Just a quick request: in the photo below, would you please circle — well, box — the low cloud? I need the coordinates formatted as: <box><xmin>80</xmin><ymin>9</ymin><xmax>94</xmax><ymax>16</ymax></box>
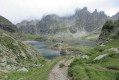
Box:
<box><xmin>0</xmin><ymin>0</ymin><xmax>119</xmax><ymax>24</ymax></box>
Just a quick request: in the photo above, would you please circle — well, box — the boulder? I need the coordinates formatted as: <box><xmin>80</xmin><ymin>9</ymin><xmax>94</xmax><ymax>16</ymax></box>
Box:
<box><xmin>7</xmin><ymin>58</ymin><xmax>17</xmax><ymax>64</ymax></box>
<box><xmin>0</xmin><ymin>58</ymin><xmax>6</xmax><ymax>63</ymax></box>
<box><xmin>109</xmin><ymin>48</ymin><xmax>119</xmax><ymax>53</ymax></box>
<box><xmin>100</xmin><ymin>44</ymin><xmax>106</xmax><ymax>47</ymax></box>
<box><xmin>6</xmin><ymin>65</ymin><xmax>17</xmax><ymax>70</ymax></box>
<box><xmin>81</xmin><ymin>55</ymin><xmax>89</xmax><ymax>59</ymax></box>
<box><xmin>18</xmin><ymin>67</ymin><xmax>28</xmax><ymax>72</ymax></box>
<box><xmin>0</xmin><ymin>58</ymin><xmax>7</xmax><ymax>67</ymax></box>
<box><xmin>77</xmin><ymin>55</ymin><xmax>89</xmax><ymax>59</ymax></box>
<box><xmin>105</xmin><ymin>48</ymin><xmax>119</xmax><ymax>53</ymax></box>
<box><xmin>6</xmin><ymin>65</ymin><xmax>12</xmax><ymax>70</ymax></box>
<box><xmin>94</xmin><ymin>53</ymin><xmax>109</xmax><ymax>60</ymax></box>
<box><xmin>0</xmin><ymin>63</ymin><xmax>6</xmax><ymax>67</ymax></box>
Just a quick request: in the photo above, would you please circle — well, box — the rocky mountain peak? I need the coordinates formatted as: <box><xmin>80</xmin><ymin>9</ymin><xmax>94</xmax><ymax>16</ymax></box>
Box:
<box><xmin>16</xmin><ymin>7</ymin><xmax>110</xmax><ymax>39</ymax></box>
<box><xmin>82</xmin><ymin>7</ymin><xmax>88</xmax><ymax>11</ymax></box>
<box><xmin>94</xmin><ymin>9</ymin><xmax>98</xmax><ymax>13</ymax></box>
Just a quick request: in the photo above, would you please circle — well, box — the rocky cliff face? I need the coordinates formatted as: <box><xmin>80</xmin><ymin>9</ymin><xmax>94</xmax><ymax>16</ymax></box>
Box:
<box><xmin>16</xmin><ymin>7</ymin><xmax>108</xmax><ymax>39</ymax></box>
<box><xmin>17</xmin><ymin>20</ymin><xmax>39</xmax><ymax>35</ymax></box>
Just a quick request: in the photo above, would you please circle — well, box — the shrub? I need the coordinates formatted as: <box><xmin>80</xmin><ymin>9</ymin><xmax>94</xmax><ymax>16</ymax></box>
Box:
<box><xmin>59</xmin><ymin>63</ymin><xmax>65</xmax><ymax>68</ymax></box>
<box><xmin>70</xmin><ymin>59</ymin><xmax>82</xmax><ymax>67</ymax></box>
<box><xmin>102</xmin><ymin>20</ymin><xmax>114</xmax><ymax>32</ymax></box>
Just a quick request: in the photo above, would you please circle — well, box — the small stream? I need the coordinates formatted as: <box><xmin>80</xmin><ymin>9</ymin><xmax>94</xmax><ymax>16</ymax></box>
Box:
<box><xmin>23</xmin><ymin>40</ymin><xmax>96</xmax><ymax>59</ymax></box>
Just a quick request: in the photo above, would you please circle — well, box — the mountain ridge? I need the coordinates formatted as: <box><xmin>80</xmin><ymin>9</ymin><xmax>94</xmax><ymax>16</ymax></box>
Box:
<box><xmin>16</xmin><ymin>7</ymin><xmax>119</xmax><ymax>40</ymax></box>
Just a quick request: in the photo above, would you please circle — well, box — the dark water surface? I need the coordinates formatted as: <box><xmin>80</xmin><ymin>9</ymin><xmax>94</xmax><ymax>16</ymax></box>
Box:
<box><xmin>23</xmin><ymin>40</ymin><xmax>96</xmax><ymax>59</ymax></box>
<box><xmin>23</xmin><ymin>41</ymin><xmax>61</xmax><ymax>59</ymax></box>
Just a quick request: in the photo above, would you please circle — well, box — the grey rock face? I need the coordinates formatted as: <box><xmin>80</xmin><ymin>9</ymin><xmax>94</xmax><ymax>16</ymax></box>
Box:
<box><xmin>16</xmin><ymin>7</ymin><xmax>108</xmax><ymax>38</ymax></box>
<box><xmin>105</xmin><ymin>48</ymin><xmax>119</xmax><ymax>53</ymax></box>
<box><xmin>0</xmin><ymin>58</ymin><xmax>6</xmax><ymax>63</ymax></box>
<box><xmin>94</xmin><ymin>53</ymin><xmax>109</xmax><ymax>60</ymax></box>
<box><xmin>0</xmin><ymin>58</ymin><xmax>7</xmax><ymax>67</ymax></box>
<box><xmin>17</xmin><ymin>20</ymin><xmax>39</xmax><ymax>35</ymax></box>
<box><xmin>81</xmin><ymin>55</ymin><xmax>89</xmax><ymax>59</ymax></box>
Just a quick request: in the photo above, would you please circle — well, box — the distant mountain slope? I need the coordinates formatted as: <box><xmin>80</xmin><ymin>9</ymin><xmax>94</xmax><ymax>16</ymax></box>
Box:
<box><xmin>111</xmin><ymin>12</ymin><xmax>119</xmax><ymax>21</ymax></box>
<box><xmin>16</xmin><ymin>7</ymin><xmax>108</xmax><ymax>39</ymax></box>
<box><xmin>17</xmin><ymin>20</ymin><xmax>39</xmax><ymax>35</ymax></box>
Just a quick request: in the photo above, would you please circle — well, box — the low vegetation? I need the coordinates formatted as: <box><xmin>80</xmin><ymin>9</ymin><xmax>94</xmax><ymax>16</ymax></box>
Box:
<box><xmin>59</xmin><ymin>63</ymin><xmax>65</xmax><ymax>68</ymax></box>
<box><xmin>5</xmin><ymin>57</ymin><xmax>62</xmax><ymax>80</ymax></box>
<box><xmin>68</xmin><ymin>39</ymin><xmax>119</xmax><ymax>80</ymax></box>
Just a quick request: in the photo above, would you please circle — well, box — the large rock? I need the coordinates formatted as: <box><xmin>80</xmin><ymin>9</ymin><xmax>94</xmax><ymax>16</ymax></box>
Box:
<box><xmin>18</xmin><ymin>67</ymin><xmax>28</xmax><ymax>72</ymax></box>
<box><xmin>105</xmin><ymin>48</ymin><xmax>119</xmax><ymax>53</ymax></box>
<box><xmin>0</xmin><ymin>58</ymin><xmax>6</xmax><ymax>63</ymax></box>
<box><xmin>81</xmin><ymin>55</ymin><xmax>89</xmax><ymax>59</ymax></box>
<box><xmin>7</xmin><ymin>58</ymin><xmax>17</xmax><ymax>64</ymax></box>
<box><xmin>94</xmin><ymin>53</ymin><xmax>109</xmax><ymax>60</ymax></box>
<box><xmin>78</xmin><ymin>55</ymin><xmax>89</xmax><ymax>59</ymax></box>
<box><xmin>0</xmin><ymin>58</ymin><xmax>7</xmax><ymax>67</ymax></box>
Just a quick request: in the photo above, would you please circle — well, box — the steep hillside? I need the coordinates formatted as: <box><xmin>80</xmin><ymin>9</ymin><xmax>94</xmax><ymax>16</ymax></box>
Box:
<box><xmin>0</xmin><ymin>16</ymin><xmax>45</xmax><ymax>79</ymax></box>
<box><xmin>17</xmin><ymin>7</ymin><xmax>108</xmax><ymax>39</ymax></box>
<box><xmin>97</xmin><ymin>19</ymin><xmax>119</xmax><ymax>45</ymax></box>
<box><xmin>0</xmin><ymin>30</ymin><xmax>45</xmax><ymax>79</ymax></box>
<box><xmin>0</xmin><ymin>15</ymin><xmax>27</xmax><ymax>40</ymax></box>
<box><xmin>0</xmin><ymin>16</ymin><xmax>19</xmax><ymax>33</ymax></box>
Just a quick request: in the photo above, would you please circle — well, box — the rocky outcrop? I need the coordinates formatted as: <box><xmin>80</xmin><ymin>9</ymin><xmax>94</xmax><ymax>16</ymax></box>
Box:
<box><xmin>78</xmin><ymin>55</ymin><xmax>89</xmax><ymax>59</ymax></box>
<box><xmin>18</xmin><ymin>67</ymin><xmax>28</xmax><ymax>72</ymax></box>
<box><xmin>94</xmin><ymin>53</ymin><xmax>109</xmax><ymax>60</ymax></box>
<box><xmin>17</xmin><ymin>20</ymin><xmax>39</xmax><ymax>35</ymax></box>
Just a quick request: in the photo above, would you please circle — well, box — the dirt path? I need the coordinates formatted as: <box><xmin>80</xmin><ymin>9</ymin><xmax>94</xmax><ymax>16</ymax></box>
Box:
<box><xmin>48</xmin><ymin>58</ymin><xmax>73</xmax><ymax>80</ymax></box>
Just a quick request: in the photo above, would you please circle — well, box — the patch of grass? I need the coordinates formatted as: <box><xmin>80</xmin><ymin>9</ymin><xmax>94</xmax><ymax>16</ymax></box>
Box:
<box><xmin>59</xmin><ymin>63</ymin><xmax>65</xmax><ymax>68</ymax></box>
<box><xmin>0</xmin><ymin>71</ymin><xmax>9</xmax><ymax>80</ymax></box>
<box><xmin>26</xmin><ymin>34</ymin><xmax>39</xmax><ymax>40</ymax></box>
<box><xmin>68</xmin><ymin>39</ymin><xmax>119</xmax><ymax>80</ymax></box>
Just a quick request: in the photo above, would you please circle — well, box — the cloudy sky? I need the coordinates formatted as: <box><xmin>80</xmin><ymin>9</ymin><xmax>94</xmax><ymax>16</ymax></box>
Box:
<box><xmin>0</xmin><ymin>0</ymin><xmax>119</xmax><ymax>24</ymax></box>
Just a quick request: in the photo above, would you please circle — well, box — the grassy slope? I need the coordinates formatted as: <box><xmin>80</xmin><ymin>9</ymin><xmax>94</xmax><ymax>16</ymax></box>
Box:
<box><xmin>5</xmin><ymin>57</ymin><xmax>62</xmax><ymax>80</ymax></box>
<box><xmin>26</xmin><ymin>34</ymin><xmax>39</xmax><ymax>40</ymax></box>
<box><xmin>68</xmin><ymin>40</ymin><xmax>119</xmax><ymax>80</ymax></box>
